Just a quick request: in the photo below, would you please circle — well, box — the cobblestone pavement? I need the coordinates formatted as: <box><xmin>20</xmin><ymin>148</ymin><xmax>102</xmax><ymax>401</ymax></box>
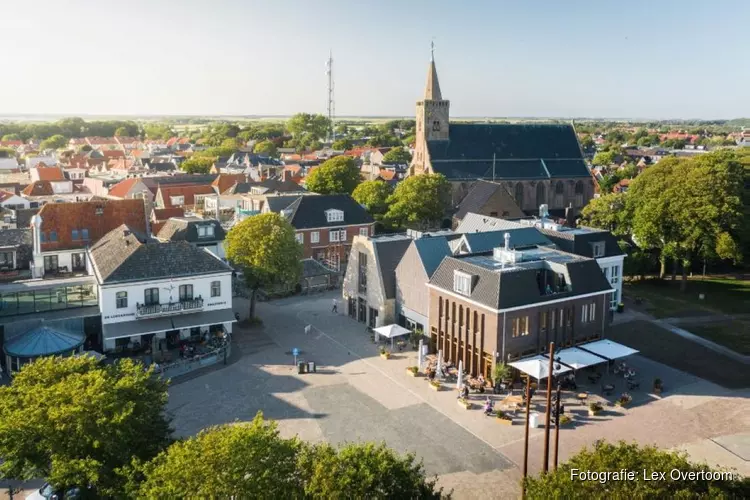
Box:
<box><xmin>167</xmin><ymin>292</ymin><xmax>750</xmax><ymax>499</ymax></box>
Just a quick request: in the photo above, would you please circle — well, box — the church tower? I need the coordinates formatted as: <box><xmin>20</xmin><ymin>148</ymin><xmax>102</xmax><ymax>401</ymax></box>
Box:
<box><xmin>411</xmin><ymin>43</ymin><xmax>450</xmax><ymax>175</ymax></box>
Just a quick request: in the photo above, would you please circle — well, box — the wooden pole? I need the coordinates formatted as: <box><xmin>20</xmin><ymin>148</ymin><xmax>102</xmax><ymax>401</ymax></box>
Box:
<box><xmin>542</xmin><ymin>342</ymin><xmax>555</xmax><ymax>473</ymax></box>
<box><xmin>522</xmin><ymin>374</ymin><xmax>531</xmax><ymax>499</ymax></box>
<box><xmin>554</xmin><ymin>382</ymin><xmax>561</xmax><ymax>470</ymax></box>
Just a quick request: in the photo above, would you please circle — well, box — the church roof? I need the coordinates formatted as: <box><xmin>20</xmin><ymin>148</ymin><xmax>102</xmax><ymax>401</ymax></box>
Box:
<box><xmin>425</xmin><ymin>58</ymin><xmax>442</xmax><ymax>100</ymax></box>
<box><xmin>426</xmin><ymin>123</ymin><xmax>589</xmax><ymax>181</ymax></box>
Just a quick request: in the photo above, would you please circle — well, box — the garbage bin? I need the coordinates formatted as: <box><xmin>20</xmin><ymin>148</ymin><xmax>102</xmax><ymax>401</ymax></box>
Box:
<box><xmin>297</xmin><ymin>361</ymin><xmax>306</xmax><ymax>374</ymax></box>
<box><xmin>529</xmin><ymin>412</ymin><xmax>540</xmax><ymax>428</ymax></box>
<box><xmin>308</xmin><ymin>361</ymin><xmax>316</xmax><ymax>373</ymax></box>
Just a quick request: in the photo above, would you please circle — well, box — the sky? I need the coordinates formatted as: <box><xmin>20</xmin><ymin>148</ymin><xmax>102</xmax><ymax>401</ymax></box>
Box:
<box><xmin>1</xmin><ymin>0</ymin><xmax>748</xmax><ymax>119</ymax></box>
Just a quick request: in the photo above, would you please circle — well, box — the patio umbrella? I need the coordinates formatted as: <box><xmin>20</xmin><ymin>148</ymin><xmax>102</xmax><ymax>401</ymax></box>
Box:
<box><xmin>418</xmin><ymin>339</ymin><xmax>424</xmax><ymax>370</ymax></box>
<box><xmin>456</xmin><ymin>360</ymin><xmax>463</xmax><ymax>391</ymax></box>
<box><xmin>436</xmin><ymin>350</ymin><xmax>443</xmax><ymax>379</ymax></box>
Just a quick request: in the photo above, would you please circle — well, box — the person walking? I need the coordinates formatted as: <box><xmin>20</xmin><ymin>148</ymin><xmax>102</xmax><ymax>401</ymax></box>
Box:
<box><xmin>331</xmin><ymin>298</ymin><xmax>338</xmax><ymax>313</ymax></box>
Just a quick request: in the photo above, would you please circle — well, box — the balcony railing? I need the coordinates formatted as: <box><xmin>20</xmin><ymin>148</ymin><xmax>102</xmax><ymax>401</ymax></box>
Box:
<box><xmin>136</xmin><ymin>298</ymin><xmax>204</xmax><ymax>319</ymax></box>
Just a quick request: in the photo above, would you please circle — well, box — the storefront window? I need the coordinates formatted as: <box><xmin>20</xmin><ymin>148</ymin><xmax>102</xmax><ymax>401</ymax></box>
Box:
<box><xmin>0</xmin><ymin>293</ymin><xmax>17</xmax><ymax>316</ymax></box>
<box><xmin>17</xmin><ymin>292</ymin><xmax>34</xmax><ymax>314</ymax></box>
<box><xmin>67</xmin><ymin>286</ymin><xmax>84</xmax><ymax>306</ymax></box>
<box><xmin>50</xmin><ymin>287</ymin><xmax>67</xmax><ymax>310</ymax></box>
<box><xmin>81</xmin><ymin>285</ymin><xmax>97</xmax><ymax>306</ymax></box>
<box><xmin>35</xmin><ymin>289</ymin><xmax>51</xmax><ymax>312</ymax></box>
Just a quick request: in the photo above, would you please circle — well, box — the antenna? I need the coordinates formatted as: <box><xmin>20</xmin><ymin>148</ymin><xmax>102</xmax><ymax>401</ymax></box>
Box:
<box><xmin>325</xmin><ymin>51</ymin><xmax>335</xmax><ymax>143</ymax></box>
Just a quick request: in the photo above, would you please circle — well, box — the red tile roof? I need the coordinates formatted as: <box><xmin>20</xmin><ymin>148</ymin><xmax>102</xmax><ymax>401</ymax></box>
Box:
<box><xmin>378</xmin><ymin>170</ymin><xmax>396</xmax><ymax>181</ymax></box>
<box><xmin>35</xmin><ymin>166</ymin><xmax>66</xmax><ymax>181</ymax></box>
<box><xmin>86</xmin><ymin>137</ymin><xmax>117</xmax><ymax>146</ymax></box>
<box><xmin>152</xmin><ymin>207</ymin><xmax>185</xmax><ymax>221</ymax></box>
<box><xmin>166</xmin><ymin>137</ymin><xmax>179</xmax><ymax>147</ymax></box>
<box><xmin>107</xmin><ymin>178</ymin><xmax>140</xmax><ymax>198</ymax></box>
<box><xmin>0</xmin><ymin>190</ymin><xmax>18</xmax><ymax>202</ymax></box>
<box><xmin>0</xmin><ymin>140</ymin><xmax>22</xmax><ymax>147</ymax></box>
<box><xmin>102</xmin><ymin>150</ymin><xmax>125</xmax><ymax>159</ymax></box>
<box><xmin>22</xmin><ymin>181</ymin><xmax>54</xmax><ymax>196</ymax></box>
<box><xmin>283</xmin><ymin>164</ymin><xmax>302</xmax><ymax>175</ymax></box>
<box><xmin>129</xmin><ymin>149</ymin><xmax>144</xmax><ymax>158</ymax></box>
<box><xmin>212</xmin><ymin>173</ymin><xmax>246</xmax><ymax>194</ymax></box>
<box><xmin>158</xmin><ymin>185</ymin><xmax>216</xmax><ymax>208</ymax></box>
<box><xmin>38</xmin><ymin>199</ymin><xmax>147</xmax><ymax>251</ymax></box>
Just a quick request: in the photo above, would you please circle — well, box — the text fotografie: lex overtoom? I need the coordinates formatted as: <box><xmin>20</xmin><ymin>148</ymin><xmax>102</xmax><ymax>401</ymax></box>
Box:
<box><xmin>570</xmin><ymin>469</ymin><xmax>736</xmax><ymax>483</ymax></box>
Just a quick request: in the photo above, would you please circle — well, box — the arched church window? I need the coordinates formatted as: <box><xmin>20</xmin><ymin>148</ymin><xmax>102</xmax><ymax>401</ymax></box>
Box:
<box><xmin>555</xmin><ymin>181</ymin><xmax>564</xmax><ymax>194</ymax></box>
<box><xmin>514</xmin><ymin>183</ymin><xmax>524</xmax><ymax>206</ymax></box>
<box><xmin>432</xmin><ymin>120</ymin><xmax>441</xmax><ymax>131</ymax></box>
<box><xmin>575</xmin><ymin>181</ymin><xmax>584</xmax><ymax>194</ymax></box>
<box><xmin>536</xmin><ymin>183</ymin><xmax>545</xmax><ymax>205</ymax></box>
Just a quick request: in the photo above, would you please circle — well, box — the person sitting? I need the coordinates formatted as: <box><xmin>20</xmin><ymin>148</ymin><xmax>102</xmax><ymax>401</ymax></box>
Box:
<box><xmin>428</xmin><ymin>369</ymin><xmax>436</xmax><ymax>381</ymax></box>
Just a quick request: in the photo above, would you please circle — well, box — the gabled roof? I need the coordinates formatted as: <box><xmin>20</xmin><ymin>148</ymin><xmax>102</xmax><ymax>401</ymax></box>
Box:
<box><xmin>454</xmin><ymin>180</ymin><xmax>523</xmax><ymax>220</ymax></box>
<box><xmin>267</xmin><ymin>194</ymin><xmax>373</xmax><ymax>230</ymax></box>
<box><xmin>35</xmin><ymin>166</ymin><xmax>65</xmax><ymax>181</ymax></box>
<box><xmin>212</xmin><ymin>173</ymin><xmax>247</xmax><ymax>194</ymax></box>
<box><xmin>455</xmin><ymin>228</ymin><xmax>552</xmax><ymax>255</ymax></box>
<box><xmin>90</xmin><ymin>224</ymin><xmax>231</xmax><ymax>284</ymax></box>
<box><xmin>0</xmin><ymin>190</ymin><xmax>21</xmax><ymax>203</ymax></box>
<box><xmin>156</xmin><ymin>217</ymin><xmax>226</xmax><ymax>243</ymax></box>
<box><xmin>157</xmin><ymin>184</ymin><xmax>216</xmax><ymax>208</ymax></box>
<box><xmin>455</xmin><ymin>213</ymin><xmax>528</xmax><ymax>234</ymax></box>
<box><xmin>373</xmin><ymin>237</ymin><xmax>412</xmax><ymax>299</ymax></box>
<box><xmin>536</xmin><ymin>226</ymin><xmax>625</xmax><ymax>258</ymax></box>
<box><xmin>413</xmin><ymin>236</ymin><xmax>452</xmax><ymax>277</ymax></box>
<box><xmin>0</xmin><ymin>228</ymin><xmax>31</xmax><ymax>248</ymax></box>
<box><xmin>427</xmin><ymin>123</ymin><xmax>588</xmax><ymax>180</ymax></box>
<box><xmin>22</xmin><ymin>181</ymin><xmax>54</xmax><ymax>196</ymax></box>
<box><xmin>108</xmin><ymin>178</ymin><xmax>142</xmax><ymax>198</ymax></box>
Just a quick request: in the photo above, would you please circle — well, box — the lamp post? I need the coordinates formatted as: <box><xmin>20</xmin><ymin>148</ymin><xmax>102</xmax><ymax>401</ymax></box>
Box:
<box><xmin>554</xmin><ymin>381</ymin><xmax>561</xmax><ymax>470</ymax></box>
<box><xmin>521</xmin><ymin>373</ymin><xmax>531</xmax><ymax>500</ymax></box>
<box><xmin>542</xmin><ymin>342</ymin><xmax>555</xmax><ymax>474</ymax></box>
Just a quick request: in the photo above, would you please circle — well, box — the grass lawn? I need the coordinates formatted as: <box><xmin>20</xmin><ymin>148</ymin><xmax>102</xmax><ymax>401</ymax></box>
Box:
<box><xmin>687</xmin><ymin>320</ymin><xmax>750</xmax><ymax>356</ymax></box>
<box><xmin>624</xmin><ymin>277</ymin><xmax>750</xmax><ymax>318</ymax></box>
<box><xmin>607</xmin><ymin>320</ymin><xmax>750</xmax><ymax>389</ymax></box>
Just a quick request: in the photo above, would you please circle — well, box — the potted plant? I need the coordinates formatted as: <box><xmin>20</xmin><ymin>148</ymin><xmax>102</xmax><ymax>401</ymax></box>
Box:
<box><xmin>429</xmin><ymin>380</ymin><xmax>441</xmax><ymax>391</ymax></box>
<box><xmin>406</xmin><ymin>366</ymin><xmax>419</xmax><ymax>377</ymax></box>
<box><xmin>493</xmin><ymin>363</ymin><xmax>512</xmax><ymax>385</ymax></box>
<box><xmin>653</xmin><ymin>378</ymin><xmax>663</xmax><ymax>395</ymax></box>
<box><xmin>495</xmin><ymin>409</ymin><xmax>513</xmax><ymax>425</ymax></box>
<box><xmin>559</xmin><ymin>414</ymin><xmax>572</xmax><ymax>426</ymax></box>
<box><xmin>380</xmin><ymin>348</ymin><xmax>391</xmax><ymax>360</ymax></box>
<box><xmin>617</xmin><ymin>302</ymin><xmax>625</xmax><ymax>313</ymax></box>
<box><xmin>615</xmin><ymin>393</ymin><xmax>632</xmax><ymax>407</ymax></box>
<box><xmin>457</xmin><ymin>397</ymin><xmax>472</xmax><ymax>409</ymax></box>
<box><xmin>588</xmin><ymin>401</ymin><xmax>603</xmax><ymax>416</ymax></box>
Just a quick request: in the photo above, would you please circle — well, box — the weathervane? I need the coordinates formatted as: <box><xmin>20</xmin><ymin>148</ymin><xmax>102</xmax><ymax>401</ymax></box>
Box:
<box><xmin>430</xmin><ymin>40</ymin><xmax>435</xmax><ymax>61</ymax></box>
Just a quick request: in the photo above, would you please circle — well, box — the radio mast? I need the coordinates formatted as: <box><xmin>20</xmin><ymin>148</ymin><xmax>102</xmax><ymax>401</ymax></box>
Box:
<box><xmin>325</xmin><ymin>50</ymin><xmax>335</xmax><ymax>142</ymax></box>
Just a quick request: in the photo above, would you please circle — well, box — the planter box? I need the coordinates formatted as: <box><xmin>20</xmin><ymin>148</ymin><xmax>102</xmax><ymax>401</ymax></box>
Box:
<box><xmin>406</xmin><ymin>369</ymin><xmax>419</xmax><ymax>377</ymax></box>
<box><xmin>430</xmin><ymin>383</ymin><xmax>441</xmax><ymax>391</ymax></box>
<box><xmin>653</xmin><ymin>387</ymin><xmax>663</xmax><ymax>395</ymax></box>
<box><xmin>615</xmin><ymin>401</ymin><xmax>629</xmax><ymax>408</ymax></box>
<box><xmin>380</xmin><ymin>353</ymin><xmax>391</xmax><ymax>360</ymax></box>
<box><xmin>496</xmin><ymin>418</ymin><xmax>513</xmax><ymax>425</ymax></box>
<box><xmin>588</xmin><ymin>409</ymin><xmax>601</xmax><ymax>417</ymax></box>
<box><xmin>457</xmin><ymin>400</ymin><xmax>472</xmax><ymax>410</ymax></box>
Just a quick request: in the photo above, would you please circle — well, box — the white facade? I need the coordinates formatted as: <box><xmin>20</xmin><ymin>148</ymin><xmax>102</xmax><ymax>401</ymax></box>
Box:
<box><xmin>0</xmin><ymin>194</ymin><xmax>30</xmax><ymax>210</ymax></box>
<box><xmin>0</xmin><ymin>158</ymin><xmax>19</xmax><ymax>170</ymax></box>
<box><xmin>25</xmin><ymin>156</ymin><xmax>57</xmax><ymax>169</ymax></box>
<box><xmin>597</xmin><ymin>255</ymin><xmax>625</xmax><ymax>310</ymax></box>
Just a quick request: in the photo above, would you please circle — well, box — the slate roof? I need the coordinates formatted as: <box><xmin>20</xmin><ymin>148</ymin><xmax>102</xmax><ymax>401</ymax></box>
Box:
<box><xmin>427</xmin><ymin>123</ymin><xmax>588</xmax><ymax>180</ymax></box>
<box><xmin>537</xmin><ymin>227</ymin><xmax>625</xmax><ymax>258</ymax></box>
<box><xmin>157</xmin><ymin>217</ymin><xmax>226</xmax><ymax>243</ymax></box>
<box><xmin>373</xmin><ymin>237</ymin><xmax>412</xmax><ymax>299</ymax></box>
<box><xmin>266</xmin><ymin>194</ymin><xmax>374</xmax><ymax>230</ymax></box>
<box><xmin>90</xmin><ymin>224</ymin><xmax>231</xmax><ymax>284</ymax></box>
<box><xmin>457</xmin><ymin>228</ymin><xmax>553</xmax><ymax>254</ymax></box>
<box><xmin>455</xmin><ymin>213</ymin><xmax>527</xmax><ymax>234</ymax></box>
<box><xmin>0</xmin><ymin>228</ymin><xmax>31</xmax><ymax>248</ymax></box>
<box><xmin>413</xmin><ymin>236</ymin><xmax>452</xmax><ymax>277</ymax></box>
<box><xmin>429</xmin><ymin>247</ymin><xmax>611</xmax><ymax>310</ymax></box>
<box><xmin>15</xmin><ymin>208</ymin><xmax>40</xmax><ymax>229</ymax></box>
<box><xmin>454</xmin><ymin>181</ymin><xmax>522</xmax><ymax>220</ymax></box>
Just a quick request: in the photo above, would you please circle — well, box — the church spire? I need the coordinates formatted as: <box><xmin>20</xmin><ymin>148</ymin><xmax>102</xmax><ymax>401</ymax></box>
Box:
<box><xmin>424</xmin><ymin>41</ymin><xmax>442</xmax><ymax>100</ymax></box>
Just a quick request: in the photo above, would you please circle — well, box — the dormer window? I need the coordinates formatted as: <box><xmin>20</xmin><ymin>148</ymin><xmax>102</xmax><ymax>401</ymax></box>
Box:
<box><xmin>170</xmin><ymin>195</ymin><xmax>185</xmax><ymax>206</ymax></box>
<box><xmin>591</xmin><ymin>241</ymin><xmax>605</xmax><ymax>258</ymax></box>
<box><xmin>325</xmin><ymin>209</ymin><xmax>344</xmax><ymax>223</ymax></box>
<box><xmin>198</xmin><ymin>225</ymin><xmax>215</xmax><ymax>238</ymax></box>
<box><xmin>453</xmin><ymin>270</ymin><xmax>473</xmax><ymax>296</ymax></box>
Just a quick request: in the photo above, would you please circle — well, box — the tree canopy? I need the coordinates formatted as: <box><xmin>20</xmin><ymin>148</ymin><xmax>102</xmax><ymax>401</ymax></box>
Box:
<box><xmin>385</xmin><ymin>173</ymin><xmax>450</xmax><ymax>230</ymax></box>
<box><xmin>382</xmin><ymin>146</ymin><xmax>412</xmax><ymax>165</ymax></box>
<box><xmin>0</xmin><ymin>356</ymin><xmax>171</xmax><ymax>496</ymax></box>
<box><xmin>286</xmin><ymin>113</ymin><xmax>330</xmax><ymax>140</ymax></box>
<box><xmin>253</xmin><ymin>139</ymin><xmax>278</xmax><ymax>157</ymax></box>
<box><xmin>592</xmin><ymin>150</ymin><xmax>616</xmax><ymax>166</ymax></box>
<box><xmin>580</xmin><ymin>192</ymin><xmax>628</xmax><ymax>237</ymax></box>
<box><xmin>181</xmin><ymin>156</ymin><xmax>214</xmax><ymax>174</ymax></box>
<box><xmin>143</xmin><ymin>124</ymin><xmax>174</xmax><ymax>140</ymax></box>
<box><xmin>332</xmin><ymin>138</ymin><xmax>353</xmax><ymax>151</ymax></box>
<box><xmin>39</xmin><ymin>134</ymin><xmax>68</xmax><ymax>150</ymax></box>
<box><xmin>193</xmin><ymin>145</ymin><xmax>237</xmax><ymax>159</ymax></box>
<box><xmin>352</xmin><ymin>180</ymin><xmax>393</xmax><ymax>218</ymax></box>
<box><xmin>525</xmin><ymin>440</ymin><xmax>749</xmax><ymax>499</ymax></box>
<box><xmin>225</xmin><ymin>212</ymin><xmax>302</xmax><ymax>318</ymax></box>
<box><xmin>305</xmin><ymin>156</ymin><xmax>361</xmax><ymax>195</ymax></box>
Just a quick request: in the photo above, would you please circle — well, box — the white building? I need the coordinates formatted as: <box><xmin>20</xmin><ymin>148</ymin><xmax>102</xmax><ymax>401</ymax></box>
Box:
<box><xmin>88</xmin><ymin>224</ymin><xmax>235</xmax><ymax>353</ymax></box>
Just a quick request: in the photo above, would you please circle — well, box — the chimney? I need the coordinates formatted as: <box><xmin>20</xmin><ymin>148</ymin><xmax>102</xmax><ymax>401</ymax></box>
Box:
<box><xmin>504</xmin><ymin>232</ymin><xmax>511</xmax><ymax>252</ymax></box>
<box><xmin>30</xmin><ymin>214</ymin><xmax>44</xmax><ymax>278</ymax></box>
<box><xmin>565</xmin><ymin>204</ymin><xmax>576</xmax><ymax>228</ymax></box>
<box><xmin>282</xmin><ymin>169</ymin><xmax>293</xmax><ymax>182</ymax></box>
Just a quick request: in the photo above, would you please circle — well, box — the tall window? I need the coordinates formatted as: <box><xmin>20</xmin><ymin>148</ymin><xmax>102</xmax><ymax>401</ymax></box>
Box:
<box><xmin>514</xmin><ymin>183</ymin><xmax>524</xmax><ymax>207</ymax></box>
<box><xmin>536</xmin><ymin>183</ymin><xmax>546</xmax><ymax>205</ymax></box>
<box><xmin>589</xmin><ymin>303</ymin><xmax>596</xmax><ymax>322</ymax></box>
<box><xmin>179</xmin><ymin>284</ymin><xmax>193</xmax><ymax>301</ymax></box>
<box><xmin>453</xmin><ymin>271</ymin><xmax>472</xmax><ymax>296</ymax></box>
<box><xmin>581</xmin><ymin>304</ymin><xmax>589</xmax><ymax>323</ymax></box>
<box><xmin>0</xmin><ymin>251</ymin><xmax>13</xmax><ymax>268</ymax></box>
<box><xmin>310</xmin><ymin>231</ymin><xmax>320</xmax><ymax>244</ymax></box>
<box><xmin>611</xmin><ymin>265</ymin><xmax>620</xmax><ymax>283</ymax></box>
<box><xmin>339</xmin><ymin>229</ymin><xmax>347</xmax><ymax>242</ymax></box>
<box><xmin>575</xmin><ymin>181</ymin><xmax>584</xmax><ymax>194</ymax></box>
<box><xmin>359</xmin><ymin>227</ymin><xmax>368</xmax><ymax>237</ymax></box>
<box><xmin>144</xmin><ymin>288</ymin><xmax>159</xmax><ymax>306</ymax></box>
<box><xmin>540</xmin><ymin>311</ymin><xmax>548</xmax><ymax>331</ymax></box>
<box><xmin>432</xmin><ymin>120</ymin><xmax>441</xmax><ymax>131</ymax></box>
<box><xmin>358</xmin><ymin>252</ymin><xmax>368</xmax><ymax>294</ymax></box>
<box><xmin>295</xmin><ymin>233</ymin><xmax>303</xmax><ymax>244</ymax></box>
<box><xmin>116</xmin><ymin>291</ymin><xmax>127</xmax><ymax>308</ymax></box>
<box><xmin>211</xmin><ymin>281</ymin><xmax>221</xmax><ymax>297</ymax></box>
<box><xmin>555</xmin><ymin>181</ymin><xmax>564</xmax><ymax>195</ymax></box>
<box><xmin>511</xmin><ymin>316</ymin><xmax>529</xmax><ymax>337</ymax></box>
<box><xmin>329</xmin><ymin>230</ymin><xmax>341</xmax><ymax>242</ymax></box>
<box><xmin>592</xmin><ymin>242</ymin><xmax>605</xmax><ymax>258</ymax></box>
<box><xmin>559</xmin><ymin>308</ymin><xmax>564</xmax><ymax>328</ymax></box>
<box><xmin>43</xmin><ymin>255</ymin><xmax>58</xmax><ymax>272</ymax></box>
<box><xmin>71</xmin><ymin>252</ymin><xmax>85</xmax><ymax>271</ymax></box>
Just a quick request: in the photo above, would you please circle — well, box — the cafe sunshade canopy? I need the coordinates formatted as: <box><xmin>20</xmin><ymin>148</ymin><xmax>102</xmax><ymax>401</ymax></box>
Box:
<box><xmin>551</xmin><ymin>347</ymin><xmax>608</xmax><ymax>370</ymax></box>
<box><xmin>510</xmin><ymin>355</ymin><xmax>572</xmax><ymax>380</ymax></box>
<box><xmin>579</xmin><ymin>339</ymin><xmax>639</xmax><ymax>360</ymax></box>
<box><xmin>373</xmin><ymin>324</ymin><xmax>411</xmax><ymax>339</ymax></box>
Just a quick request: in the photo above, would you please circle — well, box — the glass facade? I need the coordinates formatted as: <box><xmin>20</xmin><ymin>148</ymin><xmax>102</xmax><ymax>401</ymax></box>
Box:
<box><xmin>0</xmin><ymin>284</ymin><xmax>97</xmax><ymax>317</ymax></box>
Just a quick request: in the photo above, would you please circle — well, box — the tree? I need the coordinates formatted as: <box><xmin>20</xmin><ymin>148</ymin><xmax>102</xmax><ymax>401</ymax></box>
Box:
<box><xmin>385</xmin><ymin>174</ymin><xmax>450</xmax><ymax>229</ymax></box>
<box><xmin>114</xmin><ymin>126</ymin><xmax>128</xmax><ymax>137</ymax></box>
<box><xmin>253</xmin><ymin>140</ymin><xmax>278</xmax><ymax>157</ymax></box>
<box><xmin>39</xmin><ymin>134</ymin><xmax>67</xmax><ymax>150</ymax></box>
<box><xmin>0</xmin><ymin>147</ymin><xmax>15</xmax><ymax>157</ymax></box>
<box><xmin>0</xmin><ymin>356</ymin><xmax>171</xmax><ymax>496</ymax></box>
<box><xmin>365</xmin><ymin>134</ymin><xmax>401</xmax><ymax>148</ymax></box>
<box><xmin>286</xmin><ymin>113</ymin><xmax>330</xmax><ymax>140</ymax></box>
<box><xmin>382</xmin><ymin>146</ymin><xmax>412</xmax><ymax>165</ymax></box>
<box><xmin>578</xmin><ymin>135</ymin><xmax>595</xmax><ymax>149</ymax></box>
<box><xmin>144</xmin><ymin>124</ymin><xmax>174</xmax><ymax>140</ymax></box>
<box><xmin>298</xmin><ymin>442</ymin><xmax>444</xmax><ymax>499</ymax></box>
<box><xmin>136</xmin><ymin>414</ymin><xmax>303</xmax><ymax>498</ymax></box>
<box><xmin>524</xmin><ymin>441</ymin><xmax>749</xmax><ymax>499</ymax></box>
<box><xmin>181</xmin><ymin>156</ymin><xmax>214</xmax><ymax>174</ymax></box>
<box><xmin>193</xmin><ymin>146</ymin><xmax>237</xmax><ymax>159</ymax></box>
<box><xmin>580</xmin><ymin>193</ymin><xmax>628</xmax><ymax>236</ymax></box>
<box><xmin>592</xmin><ymin>151</ymin><xmax>616</xmax><ymax>166</ymax></box>
<box><xmin>352</xmin><ymin>180</ymin><xmax>393</xmax><ymax>218</ymax></box>
<box><xmin>332</xmin><ymin>138</ymin><xmax>353</xmax><ymax>151</ymax></box>
<box><xmin>1</xmin><ymin>133</ymin><xmax>21</xmax><ymax>141</ymax></box>
<box><xmin>225</xmin><ymin>212</ymin><xmax>302</xmax><ymax>319</ymax></box>
<box><xmin>305</xmin><ymin>156</ymin><xmax>361</xmax><ymax>195</ymax></box>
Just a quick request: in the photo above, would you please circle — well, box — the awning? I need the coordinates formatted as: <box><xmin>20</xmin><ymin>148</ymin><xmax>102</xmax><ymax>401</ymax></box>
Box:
<box><xmin>510</xmin><ymin>355</ymin><xmax>572</xmax><ymax>380</ymax></box>
<box><xmin>550</xmin><ymin>347</ymin><xmax>608</xmax><ymax>370</ymax></box>
<box><xmin>579</xmin><ymin>339</ymin><xmax>639</xmax><ymax>360</ymax></box>
<box><xmin>373</xmin><ymin>324</ymin><xmax>411</xmax><ymax>339</ymax></box>
<box><xmin>170</xmin><ymin>309</ymin><xmax>237</xmax><ymax>329</ymax></box>
<box><xmin>103</xmin><ymin>317</ymin><xmax>174</xmax><ymax>340</ymax></box>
